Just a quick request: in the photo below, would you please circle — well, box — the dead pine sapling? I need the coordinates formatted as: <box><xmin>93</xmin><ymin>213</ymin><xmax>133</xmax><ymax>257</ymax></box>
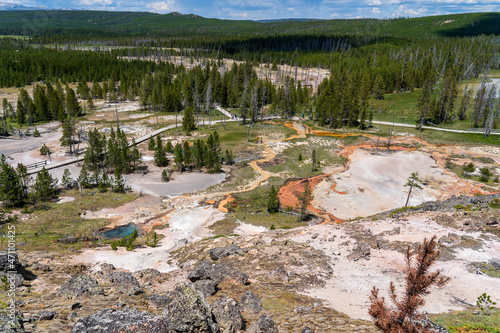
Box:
<box><xmin>369</xmin><ymin>236</ymin><xmax>449</xmax><ymax>333</ymax></box>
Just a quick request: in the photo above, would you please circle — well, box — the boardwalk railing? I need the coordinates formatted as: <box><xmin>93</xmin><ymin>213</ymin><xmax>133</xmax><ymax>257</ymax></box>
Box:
<box><xmin>26</xmin><ymin>160</ymin><xmax>47</xmax><ymax>170</ymax></box>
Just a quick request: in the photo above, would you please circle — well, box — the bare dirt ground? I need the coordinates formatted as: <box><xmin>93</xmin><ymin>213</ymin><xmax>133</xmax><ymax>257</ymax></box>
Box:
<box><xmin>314</xmin><ymin>149</ymin><xmax>472</xmax><ymax>220</ymax></box>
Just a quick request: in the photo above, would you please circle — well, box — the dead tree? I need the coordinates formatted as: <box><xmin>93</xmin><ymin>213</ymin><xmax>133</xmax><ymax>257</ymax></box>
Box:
<box><xmin>369</xmin><ymin>236</ymin><xmax>449</xmax><ymax>333</ymax></box>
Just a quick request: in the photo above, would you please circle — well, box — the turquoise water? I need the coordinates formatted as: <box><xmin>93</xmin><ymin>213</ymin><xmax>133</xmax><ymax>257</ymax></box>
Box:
<box><xmin>102</xmin><ymin>223</ymin><xmax>138</xmax><ymax>238</ymax></box>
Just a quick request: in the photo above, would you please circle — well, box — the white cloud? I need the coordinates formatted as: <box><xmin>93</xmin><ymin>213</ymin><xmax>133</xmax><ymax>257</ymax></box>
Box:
<box><xmin>226</xmin><ymin>11</ymin><xmax>249</xmax><ymax>18</ymax></box>
<box><xmin>146</xmin><ymin>0</ymin><xmax>179</xmax><ymax>13</ymax></box>
<box><xmin>366</xmin><ymin>0</ymin><xmax>400</xmax><ymax>5</ymax></box>
<box><xmin>392</xmin><ymin>4</ymin><xmax>427</xmax><ymax>17</ymax></box>
<box><xmin>79</xmin><ymin>0</ymin><xmax>113</xmax><ymax>5</ymax></box>
<box><xmin>372</xmin><ymin>7</ymin><xmax>380</xmax><ymax>13</ymax></box>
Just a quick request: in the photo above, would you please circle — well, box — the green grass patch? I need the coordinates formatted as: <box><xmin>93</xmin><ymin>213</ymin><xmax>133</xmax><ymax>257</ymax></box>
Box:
<box><xmin>470</xmin><ymin>260</ymin><xmax>500</xmax><ymax>279</ymax></box>
<box><xmin>431</xmin><ymin>309</ymin><xmax>500</xmax><ymax>333</ymax></box>
<box><xmin>389</xmin><ymin>205</ymin><xmax>420</xmax><ymax>217</ymax></box>
<box><xmin>0</xmin><ymin>189</ymin><xmax>137</xmax><ymax>253</ymax></box>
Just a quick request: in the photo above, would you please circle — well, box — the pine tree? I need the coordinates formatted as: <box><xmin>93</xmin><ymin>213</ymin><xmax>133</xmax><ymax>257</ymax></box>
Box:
<box><xmin>65</xmin><ymin>85</ymin><xmax>81</xmax><ymax>117</ymax></box>
<box><xmin>0</xmin><ymin>155</ymin><xmax>25</xmax><ymax>207</ymax></box>
<box><xmin>311</xmin><ymin>149</ymin><xmax>318</xmax><ymax>172</ymax></box>
<box><xmin>173</xmin><ymin>143</ymin><xmax>184</xmax><ymax>171</ymax></box>
<box><xmin>417</xmin><ymin>80</ymin><xmax>432</xmax><ymax>131</ymax></box>
<box><xmin>112</xmin><ymin>169</ymin><xmax>125</xmax><ymax>193</ymax></box>
<box><xmin>267</xmin><ymin>185</ymin><xmax>280</xmax><ymax>213</ymax></box>
<box><xmin>32</xmin><ymin>167</ymin><xmax>58</xmax><ymax>202</ymax></box>
<box><xmin>148</xmin><ymin>136</ymin><xmax>155</xmax><ymax>151</ymax></box>
<box><xmin>161</xmin><ymin>169</ymin><xmax>170</xmax><ymax>182</ymax></box>
<box><xmin>78</xmin><ymin>165</ymin><xmax>91</xmax><ymax>189</ymax></box>
<box><xmin>182</xmin><ymin>106</ymin><xmax>196</xmax><ymax>135</ymax></box>
<box><xmin>61</xmin><ymin>168</ymin><xmax>73</xmax><ymax>189</ymax></box>
<box><xmin>183</xmin><ymin>141</ymin><xmax>192</xmax><ymax>170</ymax></box>
<box><xmin>39</xmin><ymin>143</ymin><xmax>50</xmax><ymax>156</ymax></box>
<box><xmin>297</xmin><ymin>180</ymin><xmax>314</xmax><ymax>221</ymax></box>
<box><xmin>404</xmin><ymin>172</ymin><xmax>423</xmax><ymax>207</ymax></box>
<box><xmin>165</xmin><ymin>140</ymin><xmax>174</xmax><ymax>153</ymax></box>
<box><xmin>373</xmin><ymin>74</ymin><xmax>385</xmax><ymax>100</ymax></box>
<box><xmin>154</xmin><ymin>135</ymin><xmax>168</xmax><ymax>167</ymax></box>
<box><xmin>60</xmin><ymin>117</ymin><xmax>77</xmax><ymax>154</ymax></box>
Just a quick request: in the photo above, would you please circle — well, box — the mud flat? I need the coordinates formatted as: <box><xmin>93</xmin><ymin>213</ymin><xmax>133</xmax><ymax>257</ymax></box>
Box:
<box><xmin>129</xmin><ymin>171</ymin><xmax>227</xmax><ymax>196</ymax></box>
<box><xmin>295</xmin><ymin>215</ymin><xmax>500</xmax><ymax>320</ymax></box>
<box><xmin>74</xmin><ymin>203</ymin><xmax>225</xmax><ymax>272</ymax></box>
<box><xmin>314</xmin><ymin>149</ymin><xmax>466</xmax><ymax>220</ymax></box>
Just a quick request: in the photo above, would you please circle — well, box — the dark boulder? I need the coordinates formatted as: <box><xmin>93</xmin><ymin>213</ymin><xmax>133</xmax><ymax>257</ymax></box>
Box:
<box><xmin>146</xmin><ymin>294</ymin><xmax>171</xmax><ymax>309</ymax></box>
<box><xmin>194</xmin><ymin>279</ymin><xmax>219</xmax><ymax>297</ymax></box>
<box><xmin>133</xmin><ymin>268</ymin><xmax>162</xmax><ymax>284</ymax></box>
<box><xmin>188</xmin><ymin>260</ymin><xmax>248</xmax><ymax>285</ymax></box>
<box><xmin>0</xmin><ymin>311</ymin><xmax>24</xmax><ymax>333</ymax></box>
<box><xmin>0</xmin><ymin>252</ymin><xmax>20</xmax><ymax>272</ymax></box>
<box><xmin>71</xmin><ymin>309</ymin><xmax>168</xmax><ymax>333</ymax></box>
<box><xmin>109</xmin><ymin>271</ymin><xmax>143</xmax><ymax>296</ymax></box>
<box><xmin>37</xmin><ymin>310</ymin><xmax>56</xmax><ymax>321</ymax></box>
<box><xmin>162</xmin><ymin>282</ymin><xmax>218</xmax><ymax>332</ymax></box>
<box><xmin>302</xmin><ymin>328</ymin><xmax>314</xmax><ymax>333</ymax></box>
<box><xmin>268</xmin><ymin>266</ymin><xmax>289</xmax><ymax>283</ymax></box>
<box><xmin>209</xmin><ymin>244</ymin><xmax>245</xmax><ymax>261</ymax></box>
<box><xmin>240</xmin><ymin>291</ymin><xmax>263</xmax><ymax>314</ymax></box>
<box><xmin>211</xmin><ymin>297</ymin><xmax>243</xmax><ymax>333</ymax></box>
<box><xmin>56</xmin><ymin>274</ymin><xmax>104</xmax><ymax>299</ymax></box>
<box><xmin>246</xmin><ymin>315</ymin><xmax>278</xmax><ymax>333</ymax></box>
<box><xmin>347</xmin><ymin>243</ymin><xmax>371</xmax><ymax>261</ymax></box>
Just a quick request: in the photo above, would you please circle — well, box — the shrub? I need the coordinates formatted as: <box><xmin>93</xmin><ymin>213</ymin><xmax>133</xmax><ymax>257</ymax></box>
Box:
<box><xmin>145</xmin><ymin>232</ymin><xmax>159</xmax><ymax>247</ymax></box>
<box><xmin>477</xmin><ymin>293</ymin><xmax>497</xmax><ymax>316</ymax></box>
<box><xmin>463</xmin><ymin>162</ymin><xmax>475</xmax><ymax>173</ymax></box>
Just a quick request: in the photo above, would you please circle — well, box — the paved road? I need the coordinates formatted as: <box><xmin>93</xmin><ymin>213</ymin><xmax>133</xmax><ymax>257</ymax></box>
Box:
<box><xmin>27</xmin><ymin>114</ymin><xmax>279</xmax><ymax>175</ymax></box>
<box><xmin>372</xmin><ymin>120</ymin><xmax>500</xmax><ymax>136</ymax></box>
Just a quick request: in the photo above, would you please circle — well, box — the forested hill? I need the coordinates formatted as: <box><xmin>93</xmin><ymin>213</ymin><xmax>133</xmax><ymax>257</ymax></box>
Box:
<box><xmin>0</xmin><ymin>10</ymin><xmax>500</xmax><ymax>39</ymax></box>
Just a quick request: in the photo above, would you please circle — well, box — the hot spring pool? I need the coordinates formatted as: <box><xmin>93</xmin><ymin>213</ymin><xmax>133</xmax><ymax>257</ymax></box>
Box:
<box><xmin>102</xmin><ymin>223</ymin><xmax>139</xmax><ymax>238</ymax></box>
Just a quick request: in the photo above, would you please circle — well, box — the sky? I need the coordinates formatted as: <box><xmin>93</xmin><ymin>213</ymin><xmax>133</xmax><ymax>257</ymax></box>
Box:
<box><xmin>6</xmin><ymin>0</ymin><xmax>500</xmax><ymax>20</ymax></box>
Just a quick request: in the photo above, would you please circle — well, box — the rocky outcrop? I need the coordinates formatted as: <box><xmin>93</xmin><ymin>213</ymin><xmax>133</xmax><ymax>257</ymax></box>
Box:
<box><xmin>109</xmin><ymin>271</ymin><xmax>143</xmax><ymax>295</ymax></box>
<box><xmin>188</xmin><ymin>260</ymin><xmax>248</xmax><ymax>285</ymax></box>
<box><xmin>162</xmin><ymin>282</ymin><xmax>218</xmax><ymax>332</ymax></box>
<box><xmin>146</xmin><ymin>294</ymin><xmax>171</xmax><ymax>309</ymax></box>
<box><xmin>133</xmin><ymin>268</ymin><xmax>162</xmax><ymax>284</ymax></box>
<box><xmin>0</xmin><ymin>271</ymin><xmax>24</xmax><ymax>287</ymax></box>
<box><xmin>347</xmin><ymin>243</ymin><xmax>371</xmax><ymax>261</ymax></box>
<box><xmin>0</xmin><ymin>311</ymin><xmax>24</xmax><ymax>333</ymax></box>
<box><xmin>194</xmin><ymin>279</ymin><xmax>218</xmax><ymax>297</ymax></box>
<box><xmin>240</xmin><ymin>291</ymin><xmax>263</xmax><ymax>314</ymax></box>
<box><xmin>209</xmin><ymin>244</ymin><xmax>246</xmax><ymax>261</ymax></box>
<box><xmin>0</xmin><ymin>252</ymin><xmax>20</xmax><ymax>272</ymax></box>
<box><xmin>71</xmin><ymin>309</ymin><xmax>168</xmax><ymax>333</ymax></box>
<box><xmin>246</xmin><ymin>315</ymin><xmax>278</xmax><ymax>333</ymax></box>
<box><xmin>56</xmin><ymin>274</ymin><xmax>104</xmax><ymax>299</ymax></box>
<box><xmin>268</xmin><ymin>266</ymin><xmax>289</xmax><ymax>283</ymax></box>
<box><xmin>211</xmin><ymin>297</ymin><xmax>243</xmax><ymax>333</ymax></box>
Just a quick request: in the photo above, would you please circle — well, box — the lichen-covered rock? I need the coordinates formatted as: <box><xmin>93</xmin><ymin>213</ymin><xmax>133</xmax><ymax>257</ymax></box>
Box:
<box><xmin>246</xmin><ymin>315</ymin><xmax>278</xmax><ymax>333</ymax></box>
<box><xmin>133</xmin><ymin>268</ymin><xmax>162</xmax><ymax>284</ymax></box>
<box><xmin>71</xmin><ymin>309</ymin><xmax>168</xmax><ymax>333</ymax></box>
<box><xmin>36</xmin><ymin>311</ymin><xmax>56</xmax><ymax>321</ymax></box>
<box><xmin>347</xmin><ymin>243</ymin><xmax>371</xmax><ymax>261</ymax></box>
<box><xmin>211</xmin><ymin>297</ymin><xmax>243</xmax><ymax>333</ymax></box>
<box><xmin>162</xmin><ymin>282</ymin><xmax>218</xmax><ymax>332</ymax></box>
<box><xmin>268</xmin><ymin>266</ymin><xmax>289</xmax><ymax>283</ymax></box>
<box><xmin>188</xmin><ymin>260</ymin><xmax>248</xmax><ymax>285</ymax></box>
<box><xmin>0</xmin><ymin>271</ymin><xmax>24</xmax><ymax>287</ymax></box>
<box><xmin>109</xmin><ymin>271</ymin><xmax>143</xmax><ymax>296</ymax></box>
<box><xmin>194</xmin><ymin>279</ymin><xmax>219</xmax><ymax>297</ymax></box>
<box><xmin>146</xmin><ymin>294</ymin><xmax>171</xmax><ymax>309</ymax></box>
<box><xmin>240</xmin><ymin>291</ymin><xmax>263</xmax><ymax>314</ymax></box>
<box><xmin>56</xmin><ymin>274</ymin><xmax>104</xmax><ymax>299</ymax></box>
<box><xmin>209</xmin><ymin>244</ymin><xmax>244</xmax><ymax>261</ymax></box>
<box><xmin>0</xmin><ymin>252</ymin><xmax>20</xmax><ymax>272</ymax></box>
<box><xmin>0</xmin><ymin>311</ymin><xmax>24</xmax><ymax>333</ymax></box>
